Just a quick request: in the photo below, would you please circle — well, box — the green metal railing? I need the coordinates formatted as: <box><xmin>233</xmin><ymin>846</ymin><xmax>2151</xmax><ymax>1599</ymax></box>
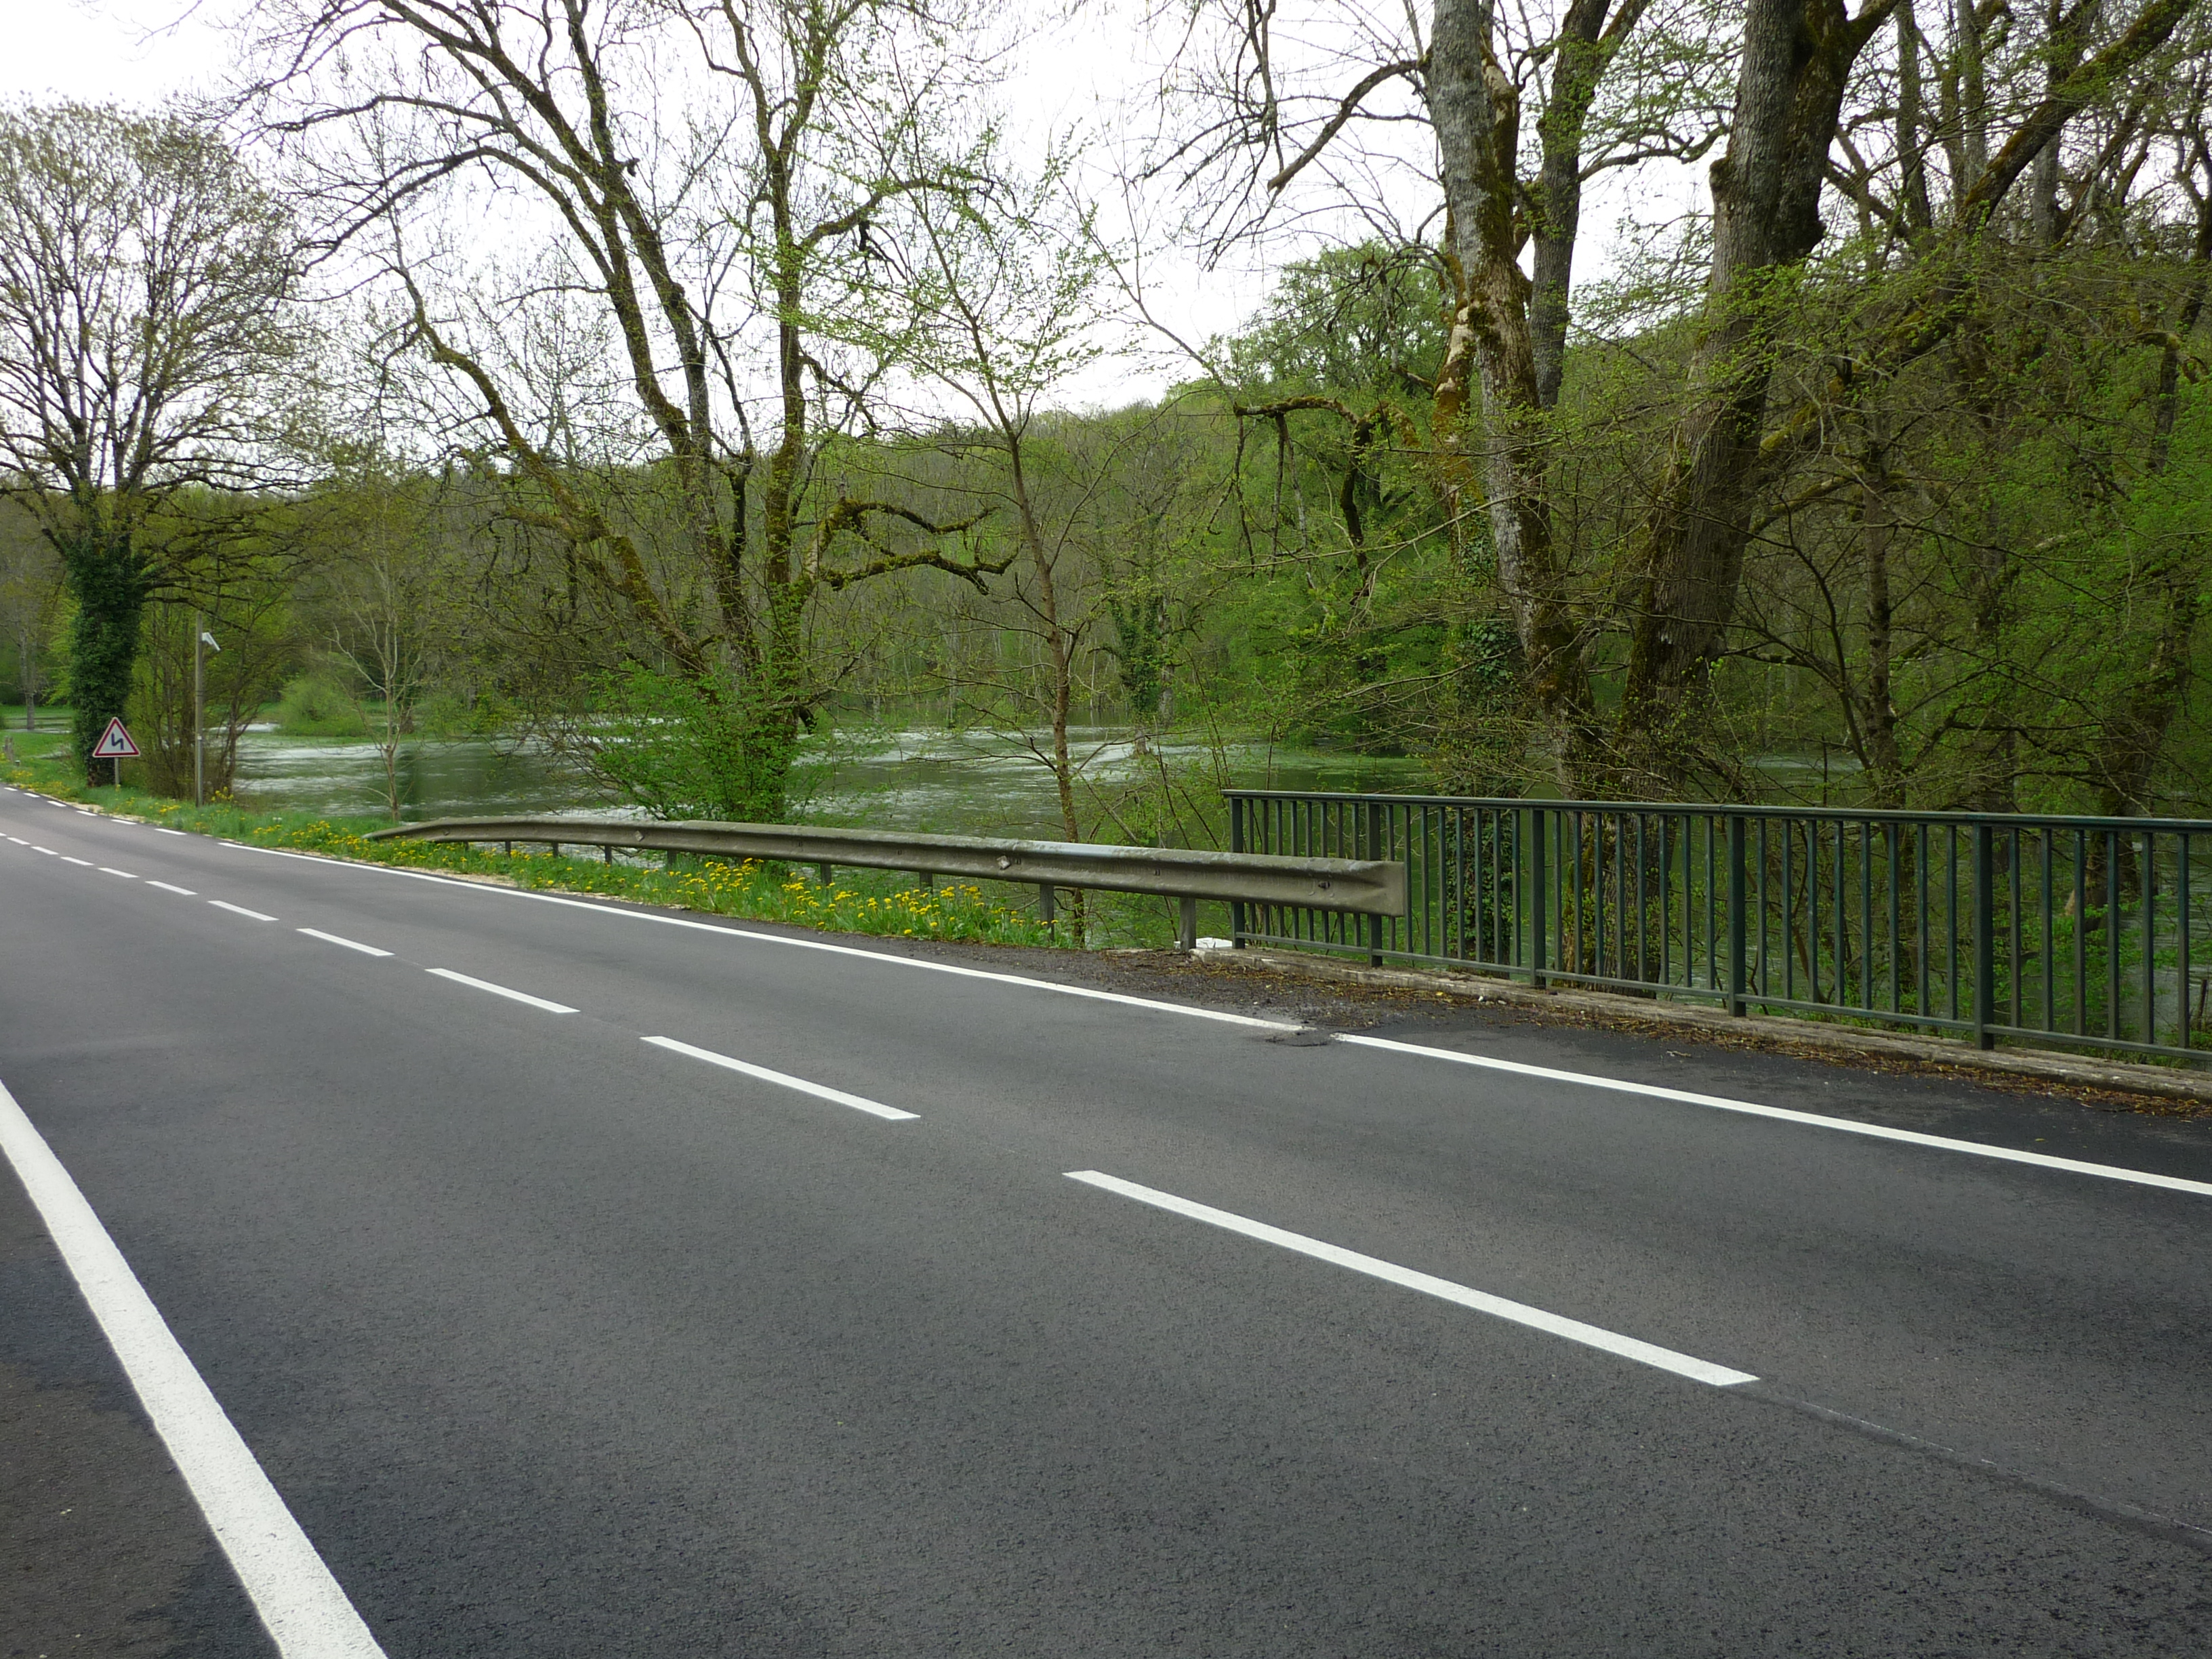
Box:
<box><xmin>1226</xmin><ymin>791</ymin><xmax>2212</xmax><ymax>1063</ymax></box>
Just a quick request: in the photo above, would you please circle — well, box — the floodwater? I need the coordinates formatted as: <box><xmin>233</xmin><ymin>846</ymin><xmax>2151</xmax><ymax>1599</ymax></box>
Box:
<box><xmin>230</xmin><ymin>726</ymin><xmax>1429</xmax><ymax>834</ymax></box>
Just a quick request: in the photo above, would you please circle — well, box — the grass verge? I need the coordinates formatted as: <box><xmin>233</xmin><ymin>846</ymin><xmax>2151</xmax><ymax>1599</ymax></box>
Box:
<box><xmin>3</xmin><ymin>736</ymin><xmax>1057</xmax><ymax>948</ymax></box>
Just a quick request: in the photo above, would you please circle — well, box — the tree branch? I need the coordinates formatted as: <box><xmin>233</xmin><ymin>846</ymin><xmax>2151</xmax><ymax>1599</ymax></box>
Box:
<box><xmin>1265</xmin><ymin>58</ymin><xmax>1426</xmax><ymax>194</ymax></box>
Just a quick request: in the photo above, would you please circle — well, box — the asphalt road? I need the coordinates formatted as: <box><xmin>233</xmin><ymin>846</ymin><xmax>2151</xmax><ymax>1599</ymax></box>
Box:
<box><xmin>4</xmin><ymin>781</ymin><xmax>2211</xmax><ymax>1656</ymax></box>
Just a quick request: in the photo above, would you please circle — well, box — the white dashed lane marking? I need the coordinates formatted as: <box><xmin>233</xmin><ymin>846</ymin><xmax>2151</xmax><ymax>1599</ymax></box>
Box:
<box><xmin>298</xmin><ymin>929</ymin><xmax>392</xmax><ymax>958</ymax></box>
<box><xmin>1066</xmin><ymin>1170</ymin><xmax>1759</xmax><ymax>1389</ymax></box>
<box><xmin>642</xmin><ymin>1036</ymin><xmax>918</xmax><ymax>1122</ymax></box>
<box><xmin>424</xmin><ymin>968</ymin><xmax>576</xmax><ymax>1015</ymax></box>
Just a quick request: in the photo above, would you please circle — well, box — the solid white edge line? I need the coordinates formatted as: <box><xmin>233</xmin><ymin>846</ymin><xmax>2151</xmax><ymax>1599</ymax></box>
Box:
<box><xmin>0</xmin><ymin>1077</ymin><xmax>388</xmax><ymax>1657</ymax></box>
<box><xmin>1066</xmin><ymin>1170</ymin><xmax>1757</xmax><ymax>1388</ymax></box>
<box><xmin>424</xmin><ymin>966</ymin><xmax>577</xmax><ymax>1014</ymax></box>
<box><xmin>641</xmin><ymin>1036</ymin><xmax>918</xmax><ymax>1121</ymax></box>
<box><xmin>146</xmin><ymin>880</ymin><xmax>197</xmax><ymax>896</ymax></box>
<box><xmin>216</xmin><ymin>842</ymin><xmax>1299</xmax><ymax>1031</ymax></box>
<box><xmin>209</xmin><ymin>901</ymin><xmax>279</xmax><ymax>922</ymax></box>
<box><xmin>1334</xmin><ymin>1033</ymin><xmax>2212</xmax><ymax>1200</ymax></box>
<box><xmin>100</xmin><ymin>867</ymin><xmax>137</xmax><ymax>879</ymax></box>
<box><xmin>298</xmin><ymin>928</ymin><xmax>392</xmax><ymax>958</ymax></box>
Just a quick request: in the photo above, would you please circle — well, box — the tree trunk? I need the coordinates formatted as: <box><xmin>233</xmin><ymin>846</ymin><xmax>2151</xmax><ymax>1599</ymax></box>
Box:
<box><xmin>1859</xmin><ymin>424</ymin><xmax>1906</xmax><ymax>808</ymax></box>
<box><xmin>2028</xmin><ymin>1</ymin><xmax>2085</xmax><ymax>245</ymax></box>
<box><xmin>1618</xmin><ymin>0</ymin><xmax>1887</xmax><ymax>787</ymax></box>
<box><xmin>1529</xmin><ymin>0</ymin><xmax>1639</xmax><ymax>409</ymax></box>
<box><xmin>1429</xmin><ymin>0</ymin><xmax>1601</xmax><ymax>791</ymax></box>
<box><xmin>17</xmin><ymin>619</ymin><xmax>35</xmax><ymax>731</ymax></box>
<box><xmin>723</xmin><ymin>251</ymin><xmax>814</xmax><ymax>823</ymax></box>
<box><xmin>1897</xmin><ymin>5</ymin><xmax>1933</xmax><ymax>231</ymax></box>
<box><xmin>58</xmin><ymin>522</ymin><xmax>152</xmax><ymax>784</ymax></box>
<box><xmin>1957</xmin><ymin>0</ymin><xmax>1990</xmax><ymax>187</ymax></box>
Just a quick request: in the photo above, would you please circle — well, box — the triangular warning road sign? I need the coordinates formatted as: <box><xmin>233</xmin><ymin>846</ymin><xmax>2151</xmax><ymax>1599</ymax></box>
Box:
<box><xmin>91</xmin><ymin>717</ymin><xmax>140</xmax><ymax>759</ymax></box>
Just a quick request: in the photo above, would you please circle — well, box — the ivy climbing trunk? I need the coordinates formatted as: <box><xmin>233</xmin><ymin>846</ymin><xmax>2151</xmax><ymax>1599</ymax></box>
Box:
<box><xmin>58</xmin><ymin>523</ymin><xmax>152</xmax><ymax>783</ymax></box>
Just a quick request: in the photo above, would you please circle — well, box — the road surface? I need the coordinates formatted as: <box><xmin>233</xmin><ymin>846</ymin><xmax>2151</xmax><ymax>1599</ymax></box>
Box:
<box><xmin>3</xmin><ymin>781</ymin><xmax>2210</xmax><ymax>1655</ymax></box>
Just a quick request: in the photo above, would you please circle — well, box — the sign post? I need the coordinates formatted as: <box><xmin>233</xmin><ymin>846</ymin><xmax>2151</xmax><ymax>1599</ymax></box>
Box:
<box><xmin>194</xmin><ymin>611</ymin><xmax>205</xmax><ymax>807</ymax></box>
<box><xmin>91</xmin><ymin>716</ymin><xmax>140</xmax><ymax>788</ymax></box>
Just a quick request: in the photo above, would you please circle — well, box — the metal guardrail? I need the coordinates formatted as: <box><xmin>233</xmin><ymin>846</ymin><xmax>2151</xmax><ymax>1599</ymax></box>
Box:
<box><xmin>369</xmin><ymin>815</ymin><xmax>1408</xmax><ymax>949</ymax></box>
<box><xmin>1228</xmin><ymin>789</ymin><xmax>2212</xmax><ymax>1064</ymax></box>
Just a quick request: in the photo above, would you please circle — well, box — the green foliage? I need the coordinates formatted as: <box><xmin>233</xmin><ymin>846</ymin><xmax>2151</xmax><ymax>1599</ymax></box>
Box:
<box><xmin>583</xmin><ymin>663</ymin><xmax>803</xmax><ymax>822</ymax></box>
<box><xmin>0</xmin><ymin>104</ymin><xmax>300</xmax><ymax>786</ymax></box>
<box><xmin>1220</xmin><ymin>244</ymin><xmax>1449</xmax><ymax>398</ymax></box>
<box><xmin>274</xmin><ymin>675</ymin><xmax>365</xmax><ymax>737</ymax></box>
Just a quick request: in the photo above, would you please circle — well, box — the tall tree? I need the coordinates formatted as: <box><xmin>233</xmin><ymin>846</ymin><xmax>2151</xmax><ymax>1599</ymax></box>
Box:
<box><xmin>901</xmin><ymin>155</ymin><xmax>1108</xmax><ymax>852</ymax></box>
<box><xmin>1617</xmin><ymin>0</ymin><xmax>2203</xmax><ymax>789</ymax></box>
<box><xmin>0</xmin><ymin>104</ymin><xmax>299</xmax><ymax>782</ymax></box>
<box><xmin>260</xmin><ymin>0</ymin><xmax>1016</xmax><ymax>819</ymax></box>
<box><xmin>1146</xmin><ymin>0</ymin><xmax>1731</xmax><ymax>789</ymax></box>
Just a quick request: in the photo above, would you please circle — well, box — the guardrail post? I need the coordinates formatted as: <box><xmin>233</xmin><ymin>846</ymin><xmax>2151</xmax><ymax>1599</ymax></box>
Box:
<box><xmin>1038</xmin><ymin>883</ymin><xmax>1055</xmax><ymax>925</ymax></box>
<box><xmin>1727</xmin><ymin>813</ymin><xmax>1747</xmax><ymax>1017</ymax></box>
<box><xmin>1229</xmin><ymin>796</ymin><xmax>1247</xmax><ymax>948</ymax></box>
<box><xmin>1179</xmin><ymin>895</ymin><xmax>1197</xmax><ymax>951</ymax></box>
<box><xmin>1973</xmin><ymin>821</ymin><xmax>1996</xmax><ymax>1050</ymax></box>
<box><xmin>819</xmin><ymin>861</ymin><xmax>833</xmax><ymax>886</ymax></box>
<box><xmin>1528</xmin><ymin>806</ymin><xmax>1547</xmax><ymax>988</ymax></box>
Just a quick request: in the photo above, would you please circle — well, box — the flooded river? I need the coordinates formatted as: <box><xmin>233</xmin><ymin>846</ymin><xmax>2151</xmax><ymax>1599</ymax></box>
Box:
<box><xmin>231</xmin><ymin>726</ymin><xmax>1429</xmax><ymax>836</ymax></box>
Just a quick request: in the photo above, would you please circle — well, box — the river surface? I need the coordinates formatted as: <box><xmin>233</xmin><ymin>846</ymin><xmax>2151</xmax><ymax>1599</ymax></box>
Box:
<box><xmin>230</xmin><ymin>726</ymin><xmax>1430</xmax><ymax>836</ymax></box>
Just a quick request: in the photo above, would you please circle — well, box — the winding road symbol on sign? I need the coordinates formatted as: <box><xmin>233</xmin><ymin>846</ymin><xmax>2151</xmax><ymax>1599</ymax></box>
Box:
<box><xmin>91</xmin><ymin>718</ymin><xmax>140</xmax><ymax>760</ymax></box>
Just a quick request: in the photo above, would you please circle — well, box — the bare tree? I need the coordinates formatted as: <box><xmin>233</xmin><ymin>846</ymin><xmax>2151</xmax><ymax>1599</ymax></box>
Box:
<box><xmin>257</xmin><ymin>0</ymin><xmax>1018</xmax><ymax>818</ymax></box>
<box><xmin>314</xmin><ymin>470</ymin><xmax>457</xmax><ymax>820</ymax></box>
<box><xmin>901</xmin><ymin>155</ymin><xmax>1109</xmax><ymax>844</ymax></box>
<box><xmin>0</xmin><ymin>103</ymin><xmax>300</xmax><ymax>781</ymax></box>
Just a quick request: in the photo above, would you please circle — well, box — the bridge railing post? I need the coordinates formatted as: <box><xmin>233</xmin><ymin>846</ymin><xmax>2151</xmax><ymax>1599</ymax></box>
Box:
<box><xmin>1528</xmin><ymin>806</ymin><xmax>1547</xmax><ymax>989</ymax></box>
<box><xmin>1727</xmin><ymin>813</ymin><xmax>1748</xmax><ymax>1017</ymax></box>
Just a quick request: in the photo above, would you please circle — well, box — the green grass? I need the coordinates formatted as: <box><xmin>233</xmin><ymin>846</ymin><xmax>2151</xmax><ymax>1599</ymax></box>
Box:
<box><xmin>3</xmin><ymin>742</ymin><xmax>1059</xmax><ymax>949</ymax></box>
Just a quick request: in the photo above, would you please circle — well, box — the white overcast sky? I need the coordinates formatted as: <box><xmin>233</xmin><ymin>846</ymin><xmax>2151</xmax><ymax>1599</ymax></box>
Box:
<box><xmin>6</xmin><ymin>2</ymin><xmax>1695</xmax><ymax>407</ymax></box>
